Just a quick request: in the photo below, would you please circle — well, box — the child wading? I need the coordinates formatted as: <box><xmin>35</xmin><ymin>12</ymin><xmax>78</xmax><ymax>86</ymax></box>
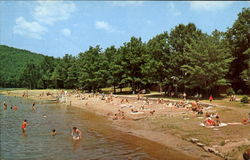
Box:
<box><xmin>21</xmin><ymin>120</ymin><xmax>28</xmax><ymax>133</ymax></box>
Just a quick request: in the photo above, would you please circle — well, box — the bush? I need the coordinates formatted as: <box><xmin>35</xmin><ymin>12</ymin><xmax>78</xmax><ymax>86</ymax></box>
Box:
<box><xmin>240</xmin><ymin>96</ymin><xmax>249</xmax><ymax>104</ymax></box>
<box><xmin>226</xmin><ymin>87</ymin><xmax>235</xmax><ymax>96</ymax></box>
<box><xmin>237</xmin><ymin>89</ymin><xmax>243</xmax><ymax>94</ymax></box>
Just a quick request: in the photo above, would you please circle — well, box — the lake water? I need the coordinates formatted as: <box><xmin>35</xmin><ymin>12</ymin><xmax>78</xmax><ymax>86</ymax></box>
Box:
<box><xmin>0</xmin><ymin>95</ymin><xmax>193</xmax><ymax>160</ymax></box>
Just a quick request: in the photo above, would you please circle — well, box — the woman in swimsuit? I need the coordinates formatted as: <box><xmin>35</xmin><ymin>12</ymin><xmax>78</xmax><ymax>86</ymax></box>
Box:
<box><xmin>71</xmin><ymin>127</ymin><xmax>82</xmax><ymax>140</ymax></box>
<box><xmin>21</xmin><ymin>120</ymin><xmax>27</xmax><ymax>133</ymax></box>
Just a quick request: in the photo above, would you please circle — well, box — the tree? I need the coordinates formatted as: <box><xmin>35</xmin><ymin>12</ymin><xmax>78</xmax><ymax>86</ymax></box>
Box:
<box><xmin>77</xmin><ymin>46</ymin><xmax>108</xmax><ymax>92</ymax></box>
<box><xmin>240</xmin><ymin>48</ymin><xmax>250</xmax><ymax>90</ymax></box>
<box><xmin>103</xmin><ymin>46</ymin><xmax>121</xmax><ymax>93</ymax></box>
<box><xmin>39</xmin><ymin>56</ymin><xmax>57</xmax><ymax>88</ymax></box>
<box><xmin>181</xmin><ymin>31</ymin><xmax>233</xmax><ymax>95</ymax></box>
<box><xmin>168</xmin><ymin>23</ymin><xmax>204</xmax><ymax>93</ymax></box>
<box><xmin>119</xmin><ymin>37</ymin><xmax>147</xmax><ymax>92</ymax></box>
<box><xmin>20</xmin><ymin>62</ymin><xmax>42</xmax><ymax>89</ymax></box>
<box><xmin>226</xmin><ymin>8</ymin><xmax>250</xmax><ymax>93</ymax></box>
<box><xmin>142</xmin><ymin>32</ymin><xmax>171</xmax><ymax>92</ymax></box>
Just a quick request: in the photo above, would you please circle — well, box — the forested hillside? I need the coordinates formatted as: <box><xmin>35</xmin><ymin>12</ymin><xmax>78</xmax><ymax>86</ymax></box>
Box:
<box><xmin>0</xmin><ymin>8</ymin><xmax>249</xmax><ymax>95</ymax></box>
<box><xmin>0</xmin><ymin>45</ymin><xmax>45</xmax><ymax>87</ymax></box>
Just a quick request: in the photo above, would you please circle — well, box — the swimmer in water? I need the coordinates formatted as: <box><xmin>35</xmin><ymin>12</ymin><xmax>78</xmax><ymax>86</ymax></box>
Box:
<box><xmin>51</xmin><ymin>129</ymin><xmax>56</xmax><ymax>136</ymax></box>
<box><xmin>13</xmin><ymin>105</ymin><xmax>17</xmax><ymax>111</ymax></box>
<box><xmin>3</xmin><ymin>102</ymin><xmax>7</xmax><ymax>110</ymax></box>
<box><xmin>32</xmin><ymin>102</ymin><xmax>36</xmax><ymax>111</ymax></box>
<box><xmin>71</xmin><ymin>127</ymin><xmax>82</xmax><ymax>140</ymax></box>
<box><xmin>21</xmin><ymin>120</ymin><xmax>28</xmax><ymax>133</ymax></box>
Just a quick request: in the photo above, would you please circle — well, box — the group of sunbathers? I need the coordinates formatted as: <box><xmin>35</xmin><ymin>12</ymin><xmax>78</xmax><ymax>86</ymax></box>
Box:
<box><xmin>203</xmin><ymin>114</ymin><xmax>221</xmax><ymax>126</ymax></box>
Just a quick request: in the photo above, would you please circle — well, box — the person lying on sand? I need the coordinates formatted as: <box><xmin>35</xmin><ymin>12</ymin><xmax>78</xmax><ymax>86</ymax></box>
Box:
<box><xmin>131</xmin><ymin>109</ymin><xmax>138</xmax><ymax>113</ymax></box>
<box><xmin>215</xmin><ymin>115</ymin><xmax>221</xmax><ymax>126</ymax></box>
<box><xmin>203</xmin><ymin>115</ymin><xmax>216</xmax><ymax>126</ymax></box>
<box><xmin>242</xmin><ymin>113</ymin><xmax>250</xmax><ymax>125</ymax></box>
<box><xmin>150</xmin><ymin>110</ymin><xmax>155</xmax><ymax>115</ymax></box>
<box><xmin>113</xmin><ymin>114</ymin><xmax>118</xmax><ymax>120</ymax></box>
<box><xmin>203</xmin><ymin>114</ymin><xmax>221</xmax><ymax>126</ymax></box>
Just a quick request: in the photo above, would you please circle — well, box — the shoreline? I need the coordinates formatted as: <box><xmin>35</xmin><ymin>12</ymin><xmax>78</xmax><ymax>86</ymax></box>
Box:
<box><xmin>3</xmin><ymin>89</ymin><xmax>246</xmax><ymax>160</ymax></box>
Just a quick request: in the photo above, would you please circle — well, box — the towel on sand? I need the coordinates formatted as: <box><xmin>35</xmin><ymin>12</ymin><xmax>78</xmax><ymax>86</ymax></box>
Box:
<box><xmin>200</xmin><ymin>123</ymin><xmax>228</xmax><ymax>128</ymax></box>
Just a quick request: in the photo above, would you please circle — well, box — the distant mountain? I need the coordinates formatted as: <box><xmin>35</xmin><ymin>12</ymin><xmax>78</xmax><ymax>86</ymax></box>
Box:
<box><xmin>0</xmin><ymin>45</ymin><xmax>46</xmax><ymax>87</ymax></box>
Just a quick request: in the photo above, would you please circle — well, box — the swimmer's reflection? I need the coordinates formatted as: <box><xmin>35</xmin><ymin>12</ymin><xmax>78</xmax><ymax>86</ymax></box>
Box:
<box><xmin>72</xmin><ymin>139</ymin><xmax>81</xmax><ymax>152</ymax></box>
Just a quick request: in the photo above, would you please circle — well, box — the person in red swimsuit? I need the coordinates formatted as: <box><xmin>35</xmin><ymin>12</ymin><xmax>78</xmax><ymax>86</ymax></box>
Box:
<box><xmin>21</xmin><ymin>120</ymin><xmax>27</xmax><ymax>133</ymax></box>
<box><xmin>209</xmin><ymin>95</ymin><xmax>213</xmax><ymax>102</ymax></box>
<box><xmin>13</xmin><ymin>105</ymin><xmax>18</xmax><ymax>111</ymax></box>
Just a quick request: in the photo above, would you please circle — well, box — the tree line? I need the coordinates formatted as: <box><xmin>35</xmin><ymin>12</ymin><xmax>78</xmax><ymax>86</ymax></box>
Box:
<box><xmin>3</xmin><ymin>8</ymin><xmax>250</xmax><ymax>96</ymax></box>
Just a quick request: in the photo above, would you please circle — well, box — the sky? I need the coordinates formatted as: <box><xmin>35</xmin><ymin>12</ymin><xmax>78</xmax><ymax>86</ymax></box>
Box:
<box><xmin>0</xmin><ymin>1</ymin><xmax>249</xmax><ymax>57</ymax></box>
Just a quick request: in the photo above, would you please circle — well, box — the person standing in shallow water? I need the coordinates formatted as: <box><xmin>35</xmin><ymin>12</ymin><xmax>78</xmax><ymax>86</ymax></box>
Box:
<box><xmin>21</xmin><ymin>120</ymin><xmax>28</xmax><ymax>134</ymax></box>
<box><xmin>3</xmin><ymin>102</ymin><xmax>7</xmax><ymax>110</ymax></box>
<box><xmin>71</xmin><ymin>127</ymin><xmax>82</xmax><ymax>140</ymax></box>
<box><xmin>32</xmin><ymin>102</ymin><xmax>36</xmax><ymax>111</ymax></box>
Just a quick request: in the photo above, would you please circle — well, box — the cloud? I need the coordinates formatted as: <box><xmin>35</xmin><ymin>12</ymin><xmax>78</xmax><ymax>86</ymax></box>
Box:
<box><xmin>110</xmin><ymin>1</ymin><xmax>143</xmax><ymax>7</ymax></box>
<box><xmin>33</xmin><ymin>1</ymin><xmax>76</xmax><ymax>25</ymax></box>
<box><xmin>95</xmin><ymin>21</ymin><xmax>115</xmax><ymax>32</ymax></box>
<box><xmin>13</xmin><ymin>17</ymin><xmax>47</xmax><ymax>39</ymax></box>
<box><xmin>13</xmin><ymin>1</ymin><xmax>76</xmax><ymax>39</ymax></box>
<box><xmin>61</xmin><ymin>28</ymin><xmax>71</xmax><ymax>36</ymax></box>
<box><xmin>190</xmin><ymin>1</ymin><xmax>234</xmax><ymax>11</ymax></box>
<box><xmin>168</xmin><ymin>2</ymin><xmax>181</xmax><ymax>16</ymax></box>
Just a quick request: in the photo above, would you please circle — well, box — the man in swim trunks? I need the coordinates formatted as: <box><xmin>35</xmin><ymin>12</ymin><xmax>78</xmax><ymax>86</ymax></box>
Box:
<box><xmin>21</xmin><ymin>120</ymin><xmax>27</xmax><ymax>133</ymax></box>
<box><xmin>32</xmin><ymin>102</ymin><xmax>36</xmax><ymax>111</ymax></box>
<box><xmin>71</xmin><ymin>127</ymin><xmax>82</xmax><ymax>140</ymax></box>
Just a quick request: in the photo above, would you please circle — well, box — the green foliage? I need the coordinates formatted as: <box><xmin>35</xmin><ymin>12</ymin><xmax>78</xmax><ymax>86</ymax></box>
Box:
<box><xmin>118</xmin><ymin>37</ymin><xmax>147</xmax><ymax>92</ymax></box>
<box><xmin>142</xmin><ymin>32</ymin><xmax>171</xmax><ymax>86</ymax></box>
<box><xmin>0</xmin><ymin>45</ymin><xmax>45</xmax><ymax>88</ymax></box>
<box><xmin>226</xmin><ymin>8</ymin><xmax>250</xmax><ymax>93</ymax></box>
<box><xmin>240</xmin><ymin>96</ymin><xmax>249</xmax><ymax>104</ymax></box>
<box><xmin>181</xmin><ymin>30</ymin><xmax>233</xmax><ymax>94</ymax></box>
<box><xmin>237</xmin><ymin>89</ymin><xmax>243</xmax><ymax>94</ymax></box>
<box><xmin>226</xmin><ymin>87</ymin><xmax>235</xmax><ymax>96</ymax></box>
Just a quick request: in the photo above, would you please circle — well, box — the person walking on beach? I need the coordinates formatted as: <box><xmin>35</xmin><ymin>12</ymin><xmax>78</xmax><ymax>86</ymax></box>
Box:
<box><xmin>183</xmin><ymin>92</ymin><xmax>187</xmax><ymax>100</ymax></box>
<box><xmin>71</xmin><ymin>127</ymin><xmax>82</xmax><ymax>140</ymax></box>
<box><xmin>21</xmin><ymin>120</ymin><xmax>28</xmax><ymax>133</ymax></box>
<box><xmin>209</xmin><ymin>95</ymin><xmax>213</xmax><ymax>102</ymax></box>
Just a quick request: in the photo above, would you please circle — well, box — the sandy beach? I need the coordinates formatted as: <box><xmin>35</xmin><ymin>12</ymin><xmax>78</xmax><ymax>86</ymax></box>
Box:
<box><xmin>2</xmin><ymin>89</ymin><xmax>250</xmax><ymax>160</ymax></box>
